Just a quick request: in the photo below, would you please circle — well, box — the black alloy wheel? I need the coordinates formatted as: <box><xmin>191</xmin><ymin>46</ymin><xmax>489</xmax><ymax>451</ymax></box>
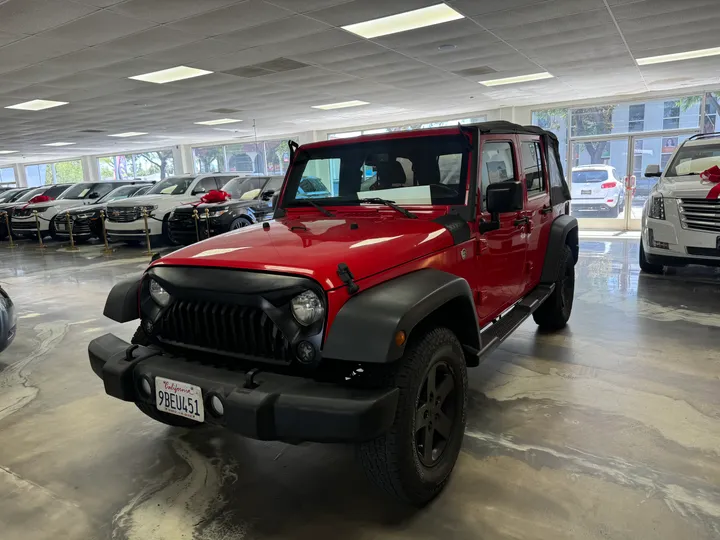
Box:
<box><xmin>415</xmin><ymin>361</ymin><xmax>457</xmax><ymax>467</ymax></box>
<box><xmin>230</xmin><ymin>216</ymin><xmax>252</xmax><ymax>230</ymax></box>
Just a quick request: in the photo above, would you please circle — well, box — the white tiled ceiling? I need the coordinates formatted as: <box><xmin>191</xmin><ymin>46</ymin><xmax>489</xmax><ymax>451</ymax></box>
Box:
<box><xmin>0</xmin><ymin>0</ymin><xmax>719</xmax><ymax>164</ymax></box>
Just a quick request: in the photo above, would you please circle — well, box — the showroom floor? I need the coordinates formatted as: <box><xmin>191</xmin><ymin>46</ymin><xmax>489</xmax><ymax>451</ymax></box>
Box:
<box><xmin>0</xmin><ymin>238</ymin><xmax>719</xmax><ymax>540</ymax></box>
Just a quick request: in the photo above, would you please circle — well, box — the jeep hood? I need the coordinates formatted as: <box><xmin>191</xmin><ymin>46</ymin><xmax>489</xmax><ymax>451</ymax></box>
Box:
<box><xmin>155</xmin><ymin>215</ymin><xmax>455</xmax><ymax>290</ymax></box>
<box><xmin>659</xmin><ymin>175</ymin><xmax>719</xmax><ymax>198</ymax></box>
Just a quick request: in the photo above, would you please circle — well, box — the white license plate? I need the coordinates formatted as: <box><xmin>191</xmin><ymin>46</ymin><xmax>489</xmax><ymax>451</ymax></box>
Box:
<box><xmin>581</xmin><ymin>189</ymin><xmax>592</xmax><ymax>195</ymax></box>
<box><xmin>155</xmin><ymin>377</ymin><xmax>204</xmax><ymax>422</ymax></box>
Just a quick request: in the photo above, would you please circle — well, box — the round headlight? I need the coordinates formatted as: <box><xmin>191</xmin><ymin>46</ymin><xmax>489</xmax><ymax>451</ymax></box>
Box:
<box><xmin>149</xmin><ymin>279</ymin><xmax>170</xmax><ymax>306</ymax></box>
<box><xmin>291</xmin><ymin>290</ymin><xmax>324</xmax><ymax>326</ymax></box>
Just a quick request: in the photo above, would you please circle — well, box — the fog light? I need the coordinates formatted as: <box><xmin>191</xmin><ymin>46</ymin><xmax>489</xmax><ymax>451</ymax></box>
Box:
<box><xmin>209</xmin><ymin>395</ymin><xmax>224</xmax><ymax>416</ymax></box>
<box><xmin>139</xmin><ymin>376</ymin><xmax>152</xmax><ymax>397</ymax></box>
<box><xmin>143</xmin><ymin>319</ymin><xmax>153</xmax><ymax>334</ymax></box>
<box><xmin>296</xmin><ymin>341</ymin><xmax>315</xmax><ymax>363</ymax></box>
<box><xmin>648</xmin><ymin>228</ymin><xmax>669</xmax><ymax>249</ymax></box>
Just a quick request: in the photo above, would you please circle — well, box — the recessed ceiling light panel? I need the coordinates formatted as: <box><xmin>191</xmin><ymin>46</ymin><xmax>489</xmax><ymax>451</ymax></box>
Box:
<box><xmin>5</xmin><ymin>99</ymin><xmax>68</xmax><ymax>111</ymax></box>
<box><xmin>342</xmin><ymin>4</ymin><xmax>464</xmax><ymax>39</ymax></box>
<box><xmin>194</xmin><ymin>118</ymin><xmax>243</xmax><ymax>126</ymax></box>
<box><xmin>479</xmin><ymin>72</ymin><xmax>554</xmax><ymax>86</ymax></box>
<box><xmin>109</xmin><ymin>132</ymin><xmax>148</xmax><ymax>138</ymax></box>
<box><xmin>0</xmin><ymin>150</ymin><xmax>18</xmax><ymax>154</ymax></box>
<box><xmin>312</xmin><ymin>100</ymin><xmax>370</xmax><ymax>110</ymax></box>
<box><xmin>43</xmin><ymin>142</ymin><xmax>76</xmax><ymax>146</ymax></box>
<box><xmin>129</xmin><ymin>65</ymin><xmax>213</xmax><ymax>84</ymax></box>
<box><xmin>636</xmin><ymin>46</ymin><xmax>720</xmax><ymax>65</ymax></box>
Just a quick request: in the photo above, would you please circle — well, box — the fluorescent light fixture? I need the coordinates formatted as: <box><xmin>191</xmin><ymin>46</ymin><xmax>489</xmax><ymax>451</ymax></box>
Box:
<box><xmin>479</xmin><ymin>72</ymin><xmax>554</xmax><ymax>86</ymax></box>
<box><xmin>194</xmin><ymin>118</ymin><xmax>243</xmax><ymax>126</ymax></box>
<box><xmin>5</xmin><ymin>99</ymin><xmax>68</xmax><ymax>111</ymax></box>
<box><xmin>43</xmin><ymin>142</ymin><xmax>75</xmax><ymax>147</ymax></box>
<box><xmin>312</xmin><ymin>100</ymin><xmax>369</xmax><ymax>110</ymax></box>
<box><xmin>636</xmin><ymin>46</ymin><xmax>720</xmax><ymax>65</ymax></box>
<box><xmin>0</xmin><ymin>150</ymin><xmax>18</xmax><ymax>154</ymax></box>
<box><xmin>342</xmin><ymin>3</ymin><xmax>464</xmax><ymax>39</ymax></box>
<box><xmin>129</xmin><ymin>65</ymin><xmax>213</xmax><ymax>84</ymax></box>
<box><xmin>109</xmin><ymin>132</ymin><xmax>148</xmax><ymax>138</ymax></box>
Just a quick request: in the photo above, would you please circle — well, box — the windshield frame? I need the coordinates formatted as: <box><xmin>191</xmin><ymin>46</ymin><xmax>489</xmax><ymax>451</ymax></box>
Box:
<box><xmin>147</xmin><ymin>176</ymin><xmax>195</xmax><ymax>196</ymax></box>
<box><xmin>666</xmin><ymin>144</ymin><xmax>720</xmax><ymax>177</ymax></box>
<box><xmin>280</xmin><ymin>134</ymin><xmax>473</xmax><ymax>213</ymax></box>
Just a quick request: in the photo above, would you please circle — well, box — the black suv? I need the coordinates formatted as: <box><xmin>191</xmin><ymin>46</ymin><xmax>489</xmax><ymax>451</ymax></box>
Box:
<box><xmin>168</xmin><ymin>175</ymin><xmax>283</xmax><ymax>244</ymax></box>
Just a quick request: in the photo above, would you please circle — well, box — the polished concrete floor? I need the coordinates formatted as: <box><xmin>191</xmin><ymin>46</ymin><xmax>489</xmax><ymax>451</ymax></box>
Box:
<box><xmin>0</xmin><ymin>237</ymin><xmax>719</xmax><ymax>540</ymax></box>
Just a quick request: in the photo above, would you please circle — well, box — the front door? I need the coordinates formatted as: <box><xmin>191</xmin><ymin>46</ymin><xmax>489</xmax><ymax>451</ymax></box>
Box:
<box><xmin>519</xmin><ymin>136</ymin><xmax>553</xmax><ymax>292</ymax></box>
<box><xmin>475</xmin><ymin>136</ymin><xmax>529</xmax><ymax>324</ymax></box>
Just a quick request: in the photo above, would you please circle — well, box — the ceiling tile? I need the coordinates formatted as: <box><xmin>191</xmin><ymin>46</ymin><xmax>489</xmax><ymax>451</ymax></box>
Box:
<box><xmin>39</xmin><ymin>10</ymin><xmax>158</xmax><ymax>46</ymax></box>
<box><xmin>92</xmin><ymin>26</ymin><xmax>203</xmax><ymax>57</ymax></box>
<box><xmin>308</xmin><ymin>0</ymin><xmax>440</xmax><ymax>26</ymax></box>
<box><xmin>214</xmin><ymin>15</ymin><xmax>330</xmax><ymax>48</ymax></box>
<box><xmin>0</xmin><ymin>0</ymin><xmax>98</xmax><ymax>35</ymax></box>
<box><xmin>476</xmin><ymin>0</ymin><xmax>605</xmax><ymax>30</ymax></box>
<box><xmin>167</xmin><ymin>1</ymin><xmax>293</xmax><ymax>37</ymax></box>
<box><xmin>111</xmin><ymin>0</ymin><xmax>246</xmax><ymax>23</ymax></box>
<box><xmin>0</xmin><ymin>36</ymin><xmax>86</xmax><ymax>74</ymax></box>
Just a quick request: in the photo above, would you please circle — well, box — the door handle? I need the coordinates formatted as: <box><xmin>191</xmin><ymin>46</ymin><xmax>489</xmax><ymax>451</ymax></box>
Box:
<box><xmin>513</xmin><ymin>216</ymin><xmax>530</xmax><ymax>227</ymax></box>
<box><xmin>541</xmin><ymin>205</ymin><xmax>553</xmax><ymax>215</ymax></box>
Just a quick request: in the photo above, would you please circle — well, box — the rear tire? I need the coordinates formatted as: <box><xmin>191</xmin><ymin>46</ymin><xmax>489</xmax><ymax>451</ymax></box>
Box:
<box><xmin>130</xmin><ymin>326</ymin><xmax>203</xmax><ymax>429</ymax></box>
<box><xmin>357</xmin><ymin>327</ymin><xmax>467</xmax><ymax>506</ymax></box>
<box><xmin>639</xmin><ymin>242</ymin><xmax>664</xmax><ymax>274</ymax></box>
<box><xmin>533</xmin><ymin>244</ymin><xmax>574</xmax><ymax>331</ymax></box>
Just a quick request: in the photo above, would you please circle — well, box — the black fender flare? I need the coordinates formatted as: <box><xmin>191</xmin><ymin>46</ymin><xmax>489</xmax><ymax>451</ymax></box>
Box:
<box><xmin>322</xmin><ymin>269</ymin><xmax>480</xmax><ymax>364</ymax></box>
<box><xmin>103</xmin><ymin>276</ymin><xmax>142</xmax><ymax>323</ymax></box>
<box><xmin>540</xmin><ymin>214</ymin><xmax>579</xmax><ymax>284</ymax></box>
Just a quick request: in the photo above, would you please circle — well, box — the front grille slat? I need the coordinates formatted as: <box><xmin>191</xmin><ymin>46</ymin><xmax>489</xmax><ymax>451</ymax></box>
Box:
<box><xmin>107</xmin><ymin>207</ymin><xmax>142</xmax><ymax>223</ymax></box>
<box><xmin>678</xmin><ymin>198</ymin><xmax>720</xmax><ymax>233</ymax></box>
<box><xmin>157</xmin><ymin>299</ymin><xmax>292</xmax><ymax>364</ymax></box>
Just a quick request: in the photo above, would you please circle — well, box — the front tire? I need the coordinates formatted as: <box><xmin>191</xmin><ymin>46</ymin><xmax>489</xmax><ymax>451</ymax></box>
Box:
<box><xmin>639</xmin><ymin>242</ymin><xmax>664</xmax><ymax>274</ymax></box>
<box><xmin>230</xmin><ymin>216</ymin><xmax>252</xmax><ymax>230</ymax></box>
<box><xmin>358</xmin><ymin>327</ymin><xmax>467</xmax><ymax>506</ymax></box>
<box><xmin>533</xmin><ymin>244</ymin><xmax>574</xmax><ymax>330</ymax></box>
<box><xmin>130</xmin><ymin>326</ymin><xmax>203</xmax><ymax>429</ymax></box>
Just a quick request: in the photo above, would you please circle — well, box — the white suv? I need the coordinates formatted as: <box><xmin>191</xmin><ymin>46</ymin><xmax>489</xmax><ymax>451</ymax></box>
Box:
<box><xmin>105</xmin><ymin>173</ymin><xmax>241</xmax><ymax>244</ymax></box>
<box><xmin>640</xmin><ymin>134</ymin><xmax>720</xmax><ymax>273</ymax></box>
<box><xmin>570</xmin><ymin>165</ymin><xmax>625</xmax><ymax>217</ymax></box>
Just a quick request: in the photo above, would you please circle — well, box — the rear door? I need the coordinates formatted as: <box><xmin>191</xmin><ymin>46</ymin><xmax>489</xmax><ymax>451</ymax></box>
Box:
<box><xmin>519</xmin><ymin>137</ymin><xmax>552</xmax><ymax>292</ymax></box>
<box><xmin>475</xmin><ymin>136</ymin><xmax>529</xmax><ymax>323</ymax></box>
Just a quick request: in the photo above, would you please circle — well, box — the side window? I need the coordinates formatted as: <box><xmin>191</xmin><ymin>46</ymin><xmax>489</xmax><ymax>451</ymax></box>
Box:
<box><xmin>548</xmin><ymin>149</ymin><xmax>564</xmax><ymax>189</ymax></box>
<box><xmin>196</xmin><ymin>176</ymin><xmax>219</xmax><ymax>192</ymax></box>
<box><xmin>521</xmin><ymin>141</ymin><xmax>546</xmax><ymax>196</ymax></box>
<box><xmin>481</xmin><ymin>141</ymin><xmax>515</xmax><ymax>206</ymax></box>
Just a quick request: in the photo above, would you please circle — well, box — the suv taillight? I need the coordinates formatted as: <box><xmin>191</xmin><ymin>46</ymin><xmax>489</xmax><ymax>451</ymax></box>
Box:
<box><xmin>601</xmin><ymin>181</ymin><xmax>617</xmax><ymax>189</ymax></box>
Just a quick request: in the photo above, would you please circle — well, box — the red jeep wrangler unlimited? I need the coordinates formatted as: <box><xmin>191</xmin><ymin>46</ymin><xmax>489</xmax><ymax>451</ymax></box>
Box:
<box><xmin>89</xmin><ymin>121</ymin><xmax>578</xmax><ymax>505</ymax></box>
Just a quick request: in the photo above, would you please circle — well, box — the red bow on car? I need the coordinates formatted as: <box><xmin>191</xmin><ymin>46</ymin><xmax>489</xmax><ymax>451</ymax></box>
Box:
<box><xmin>22</xmin><ymin>194</ymin><xmax>54</xmax><ymax>208</ymax></box>
<box><xmin>200</xmin><ymin>190</ymin><xmax>232</xmax><ymax>204</ymax></box>
<box><xmin>700</xmin><ymin>165</ymin><xmax>720</xmax><ymax>200</ymax></box>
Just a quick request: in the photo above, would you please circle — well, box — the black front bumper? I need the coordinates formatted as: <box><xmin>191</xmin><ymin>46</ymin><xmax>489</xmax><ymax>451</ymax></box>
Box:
<box><xmin>168</xmin><ymin>216</ymin><xmax>230</xmax><ymax>244</ymax></box>
<box><xmin>88</xmin><ymin>333</ymin><xmax>398</xmax><ymax>443</ymax></box>
<box><xmin>646</xmin><ymin>251</ymin><xmax>720</xmax><ymax>268</ymax></box>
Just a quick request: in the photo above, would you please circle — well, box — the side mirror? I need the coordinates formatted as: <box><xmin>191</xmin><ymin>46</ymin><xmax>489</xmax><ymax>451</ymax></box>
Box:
<box><xmin>88</xmin><ymin>192</ymin><xmax>100</xmax><ymax>199</ymax></box>
<box><xmin>645</xmin><ymin>164</ymin><xmax>661</xmax><ymax>178</ymax></box>
<box><xmin>487</xmin><ymin>180</ymin><xmax>523</xmax><ymax>214</ymax></box>
<box><xmin>261</xmin><ymin>189</ymin><xmax>275</xmax><ymax>201</ymax></box>
<box><xmin>192</xmin><ymin>187</ymin><xmax>207</xmax><ymax>195</ymax></box>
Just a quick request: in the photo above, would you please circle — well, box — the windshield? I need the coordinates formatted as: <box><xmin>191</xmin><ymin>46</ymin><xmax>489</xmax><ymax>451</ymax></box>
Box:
<box><xmin>283</xmin><ymin>135</ymin><xmax>469</xmax><ymax>208</ymax></box>
<box><xmin>572</xmin><ymin>170</ymin><xmax>609</xmax><ymax>183</ymax></box>
<box><xmin>16</xmin><ymin>188</ymin><xmax>46</xmax><ymax>202</ymax></box>
<box><xmin>98</xmin><ymin>185</ymin><xmax>142</xmax><ymax>203</ymax></box>
<box><xmin>221</xmin><ymin>177</ymin><xmax>269</xmax><ymax>200</ymax></box>
<box><xmin>57</xmin><ymin>183</ymin><xmax>95</xmax><ymax>200</ymax></box>
<box><xmin>666</xmin><ymin>145</ymin><xmax>720</xmax><ymax>176</ymax></box>
<box><xmin>147</xmin><ymin>177</ymin><xmax>194</xmax><ymax>195</ymax></box>
<box><xmin>0</xmin><ymin>189</ymin><xmax>24</xmax><ymax>203</ymax></box>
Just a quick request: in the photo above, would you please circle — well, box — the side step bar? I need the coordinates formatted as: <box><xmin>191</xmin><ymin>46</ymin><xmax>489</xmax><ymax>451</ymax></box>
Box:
<box><xmin>477</xmin><ymin>284</ymin><xmax>555</xmax><ymax>359</ymax></box>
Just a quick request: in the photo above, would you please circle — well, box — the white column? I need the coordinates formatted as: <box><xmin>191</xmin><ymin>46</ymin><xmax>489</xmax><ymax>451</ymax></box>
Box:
<box><xmin>176</xmin><ymin>145</ymin><xmax>194</xmax><ymax>175</ymax></box>
<box><xmin>81</xmin><ymin>155</ymin><xmax>100</xmax><ymax>183</ymax></box>
<box><xmin>13</xmin><ymin>164</ymin><xmax>27</xmax><ymax>187</ymax></box>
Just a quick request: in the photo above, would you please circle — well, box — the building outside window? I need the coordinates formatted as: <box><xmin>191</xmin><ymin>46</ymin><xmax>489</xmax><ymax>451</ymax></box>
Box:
<box><xmin>628</xmin><ymin>104</ymin><xmax>645</xmax><ymax>132</ymax></box>
<box><xmin>25</xmin><ymin>160</ymin><xmax>83</xmax><ymax>187</ymax></box>
<box><xmin>192</xmin><ymin>140</ymin><xmax>290</xmax><ymax>176</ymax></box>
<box><xmin>0</xmin><ymin>167</ymin><xmax>16</xmax><ymax>185</ymax></box>
<box><xmin>663</xmin><ymin>101</ymin><xmax>681</xmax><ymax>130</ymax></box>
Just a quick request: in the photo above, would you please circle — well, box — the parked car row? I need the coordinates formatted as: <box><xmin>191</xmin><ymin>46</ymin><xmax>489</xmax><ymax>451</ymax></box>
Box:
<box><xmin>0</xmin><ymin>173</ymin><xmax>284</xmax><ymax>246</ymax></box>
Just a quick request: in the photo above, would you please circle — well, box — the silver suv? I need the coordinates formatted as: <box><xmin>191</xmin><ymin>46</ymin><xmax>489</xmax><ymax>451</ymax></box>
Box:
<box><xmin>570</xmin><ymin>165</ymin><xmax>625</xmax><ymax>217</ymax></box>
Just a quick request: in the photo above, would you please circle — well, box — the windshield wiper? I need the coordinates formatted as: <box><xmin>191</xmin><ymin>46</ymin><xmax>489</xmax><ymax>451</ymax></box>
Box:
<box><xmin>297</xmin><ymin>199</ymin><xmax>335</xmax><ymax>217</ymax></box>
<box><xmin>360</xmin><ymin>197</ymin><xmax>418</xmax><ymax>219</ymax></box>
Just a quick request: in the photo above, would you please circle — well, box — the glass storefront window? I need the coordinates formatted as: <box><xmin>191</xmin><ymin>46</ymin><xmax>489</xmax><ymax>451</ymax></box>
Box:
<box><xmin>99</xmin><ymin>151</ymin><xmax>174</xmax><ymax>181</ymax></box>
<box><xmin>226</xmin><ymin>143</ymin><xmax>262</xmax><ymax>173</ymax></box>
<box><xmin>25</xmin><ymin>160</ymin><xmax>84</xmax><ymax>187</ymax></box>
<box><xmin>192</xmin><ymin>140</ymin><xmax>290</xmax><ymax>176</ymax></box>
<box><xmin>193</xmin><ymin>146</ymin><xmax>226</xmax><ymax>173</ymax></box>
<box><xmin>54</xmin><ymin>160</ymin><xmax>83</xmax><ymax>184</ymax></box>
<box><xmin>0</xmin><ymin>167</ymin><xmax>16</xmax><ymax>185</ymax></box>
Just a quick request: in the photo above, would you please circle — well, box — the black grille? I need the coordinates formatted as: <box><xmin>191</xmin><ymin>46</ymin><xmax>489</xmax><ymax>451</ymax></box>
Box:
<box><xmin>107</xmin><ymin>206</ymin><xmax>141</xmax><ymax>223</ymax></box>
<box><xmin>13</xmin><ymin>208</ymin><xmax>34</xmax><ymax>217</ymax></box>
<box><xmin>157</xmin><ymin>300</ymin><xmax>292</xmax><ymax>363</ymax></box>
<box><xmin>11</xmin><ymin>221</ymin><xmax>37</xmax><ymax>230</ymax></box>
<box><xmin>687</xmin><ymin>246</ymin><xmax>720</xmax><ymax>257</ymax></box>
<box><xmin>56</xmin><ymin>218</ymin><xmax>92</xmax><ymax>235</ymax></box>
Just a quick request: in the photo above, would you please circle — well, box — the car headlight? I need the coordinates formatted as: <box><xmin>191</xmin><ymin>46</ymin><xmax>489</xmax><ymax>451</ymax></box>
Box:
<box><xmin>32</xmin><ymin>206</ymin><xmax>50</xmax><ymax>213</ymax></box>
<box><xmin>138</xmin><ymin>205</ymin><xmax>157</xmax><ymax>214</ymax></box>
<box><xmin>76</xmin><ymin>213</ymin><xmax>94</xmax><ymax>219</ymax></box>
<box><xmin>149</xmin><ymin>279</ymin><xmax>170</xmax><ymax>306</ymax></box>
<box><xmin>207</xmin><ymin>207</ymin><xmax>228</xmax><ymax>218</ymax></box>
<box><xmin>648</xmin><ymin>194</ymin><xmax>665</xmax><ymax>220</ymax></box>
<box><xmin>290</xmin><ymin>290</ymin><xmax>324</xmax><ymax>326</ymax></box>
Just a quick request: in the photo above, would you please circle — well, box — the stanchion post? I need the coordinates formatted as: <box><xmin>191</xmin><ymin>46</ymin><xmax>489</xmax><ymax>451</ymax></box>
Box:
<box><xmin>204</xmin><ymin>208</ymin><xmax>210</xmax><ymax>239</ymax></box>
<box><xmin>2</xmin><ymin>211</ymin><xmax>16</xmax><ymax>249</ymax></box>
<box><xmin>66</xmin><ymin>212</ymin><xmax>79</xmax><ymax>251</ymax></box>
<box><xmin>33</xmin><ymin>210</ymin><xmax>46</xmax><ymax>249</ymax></box>
<box><xmin>100</xmin><ymin>210</ymin><xmax>113</xmax><ymax>255</ymax></box>
<box><xmin>193</xmin><ymin>209</ymin><xmax>200</xmax><ymax>243</ymax></box>
<box><xmin>142</xmin><ymin>208</ymin><xmax>152</xmax><ymax>257</ymax></box>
